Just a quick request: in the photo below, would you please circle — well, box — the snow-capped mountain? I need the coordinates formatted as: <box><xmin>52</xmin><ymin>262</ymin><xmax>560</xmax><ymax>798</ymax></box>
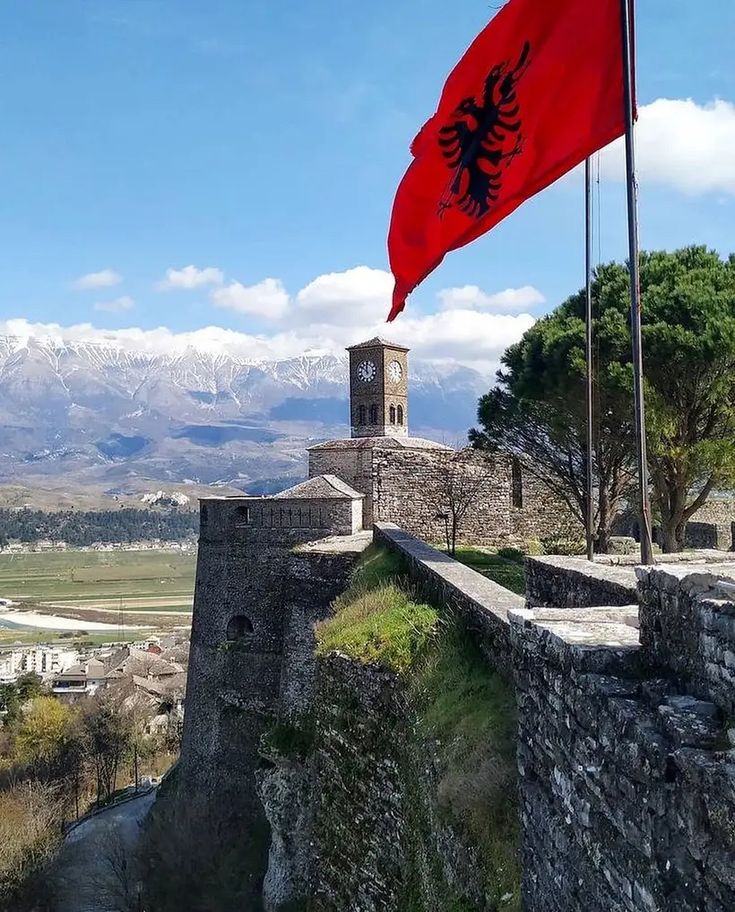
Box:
<box><xmin>0</xmin><ymin>335</ymin><xmax>488</xmax><ymax>493</ymax></box>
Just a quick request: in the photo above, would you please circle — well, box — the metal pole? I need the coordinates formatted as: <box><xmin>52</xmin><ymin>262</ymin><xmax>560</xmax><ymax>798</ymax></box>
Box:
<box><xmin>619</xmin><ymin>0</ymin><xmax>654</xmax><ymax>564</ymax></box>
<box><xmin>585</xmin><ymin>158</ymin><xmax>595</xmax><ymax>562</ymax></box>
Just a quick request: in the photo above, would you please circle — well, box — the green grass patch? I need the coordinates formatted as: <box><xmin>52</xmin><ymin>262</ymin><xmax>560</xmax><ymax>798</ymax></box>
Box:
<box><xmin>0</xmin><ymin>548</ymin><xmax>195</xmax><ymax>641</ymax></box>
<box><xmin>0</xmin><ymin>549</ymin><xmax>195</xmax><ymax>603</ymax></box>
<box><xmin>316</xmin><ymin>546</ymin><xmax>521</xmax><ymax>910</ymax></box>
<box><xmin>316</xmin><ymin>582</ymin><xmax>437</xmax><ymax>675</ymax></box>
<box><xmin>451</xmin><ymin>547</ymin><xmax>526</xmax><ymax>596</ymax></box>
<box><xmin>316</xmin><ymin>544</ymin><xmax>438</xmax><ymax>674</ymax></box>
<box><xmin>411</xmin><ymin>623</ymin><xmax>520</xmax><ymax>911</ymax></box>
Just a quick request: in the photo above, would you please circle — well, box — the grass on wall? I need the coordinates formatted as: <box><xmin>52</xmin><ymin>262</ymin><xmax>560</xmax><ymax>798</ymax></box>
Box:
<box><xmin>315</xmin><ymin>545</ymin><xmax>438</xmax><ymax>674</ymax></box>
<box><xmin>411</xmin><ymin>624</ymin><xmax>520</xmax><ymax>911</ymax></box>
<box><xmin>315</xmin><ymin>544</ymin><xmax>521</xmax><ymax>912</ymax></box>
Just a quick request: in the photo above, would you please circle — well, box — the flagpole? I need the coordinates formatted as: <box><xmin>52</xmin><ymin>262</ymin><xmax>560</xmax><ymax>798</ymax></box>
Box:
<box><xmin>585</xmin><ymin>158</ymin><xmax>595</xmax><ymax>562</ymax></box>
<box><xmin>619</xmin><ymin>0</ymin><xmax>654</xmax><ymax>565</ymax></box>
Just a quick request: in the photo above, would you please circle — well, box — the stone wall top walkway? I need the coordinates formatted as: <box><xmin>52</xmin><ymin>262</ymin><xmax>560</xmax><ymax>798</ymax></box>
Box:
<box><xmin>509</xmin><ymin>604</ymin><xmax>641</xmax><ymax>676</ymax></box>
<box><xmin>374</xmin><ymin>523</ymin><xmax>524</xmax><ymax>675</ymax></box>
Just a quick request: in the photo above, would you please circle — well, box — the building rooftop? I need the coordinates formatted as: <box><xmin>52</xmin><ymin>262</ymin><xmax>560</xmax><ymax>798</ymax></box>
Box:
<box><xmin>346</xmin><ymin>336</ymin><xmax>409</xmax><ymax>352</ymax></box>
<box><xmin>307</xmin><ymin>435</ymin><xmax>452</xmax><ymax>453</ymax></box>
<box><xmin>274</xmin><ymin>474</ymin><xmax>365</xmax><ymax>500</ymax></box>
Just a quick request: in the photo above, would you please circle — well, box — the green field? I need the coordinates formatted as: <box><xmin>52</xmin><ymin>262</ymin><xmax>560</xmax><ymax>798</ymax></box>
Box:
<box><xmin>0</xmin><ymin>549</ymin><xmax>196</xmax><ymax>646</ymax></box>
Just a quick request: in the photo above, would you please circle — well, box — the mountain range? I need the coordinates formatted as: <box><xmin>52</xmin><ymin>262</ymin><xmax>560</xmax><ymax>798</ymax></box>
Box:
<box><xmin>0</xmin><ymin>335</ymin><xmax>489</xmax><ymax>498</ymax></box>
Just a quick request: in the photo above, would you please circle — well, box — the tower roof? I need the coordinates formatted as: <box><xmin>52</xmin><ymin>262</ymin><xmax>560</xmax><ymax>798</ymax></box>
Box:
<box><xmin>307</xmin><ymin>436</ymin><xmax>452</xmax><ymax>453</ymax></box>
<box><xmin>274</xmin><ymin>474</ymin><xmax>365</xmax><ymax>500</ymax></box>
<box><xmin>346</xmin><ymin>337</ymin><xmax>409</xmax><ymax>353</ymax></box>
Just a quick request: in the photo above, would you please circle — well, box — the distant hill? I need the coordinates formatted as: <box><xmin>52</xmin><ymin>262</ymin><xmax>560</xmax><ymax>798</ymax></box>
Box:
<box><xmin>0</xmin><ymin>507</ymin><xmax>198</xmax><ymax>547</ymax></box>
<box><xmin>0</xmin><ymin>335</ymin><xmax>486</xmax><ymax>495</ymax></box>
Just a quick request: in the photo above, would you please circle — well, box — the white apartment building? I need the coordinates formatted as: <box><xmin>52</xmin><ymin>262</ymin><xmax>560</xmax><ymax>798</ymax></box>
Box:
<box><xmin>0</xmin><ymin>645</ymin><xmax>80</xmax><ymax>684</ymax></box>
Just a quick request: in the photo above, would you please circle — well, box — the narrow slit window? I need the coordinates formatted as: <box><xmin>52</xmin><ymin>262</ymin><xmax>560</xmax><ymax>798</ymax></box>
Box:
<box><xmin>397</xmin><ymin>405</ymin><xmax>403</xmax><ymax>426</ymax></box>
<box><xmin>358</xmin><ymin>404</ymin><xmax>366</xmax><ymax>425</ymax></box>
<box><xmin>389</xmin><ymin>405</ymin><xmax>396</xmax><ymax>425</ymax></box>
<box><xmin>369</xmin><ymin>404</ymin><xmax>379</xmax><ymax>425</ymax></box>
<box><xmin>511</xmin><ymin>458</ymin><xmax>523</xmax><ymax>509</ymax></box>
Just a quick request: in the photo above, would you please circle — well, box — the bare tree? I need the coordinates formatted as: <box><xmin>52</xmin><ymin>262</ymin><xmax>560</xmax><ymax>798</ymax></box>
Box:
<box><xmin>437</xmin><ymin>451</ymin><xmax>499</xmax><ymax>556</ymax></box>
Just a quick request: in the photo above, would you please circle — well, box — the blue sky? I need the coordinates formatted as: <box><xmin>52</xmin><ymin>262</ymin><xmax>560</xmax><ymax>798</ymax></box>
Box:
<box><xmin>0</xmin><ymin>0</ymin><xmax>734</xmax><ymax>372</ymax></box>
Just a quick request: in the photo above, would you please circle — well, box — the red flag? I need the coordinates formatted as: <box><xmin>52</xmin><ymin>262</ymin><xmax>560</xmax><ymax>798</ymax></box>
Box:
<box><xmin>387</xmin><ymin>0</ymin><xmax>629</xmax><ymax>320</ymax></box>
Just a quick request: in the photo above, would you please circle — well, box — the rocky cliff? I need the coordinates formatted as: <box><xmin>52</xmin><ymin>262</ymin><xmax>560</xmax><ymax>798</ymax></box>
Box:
<box><xmin>256</xmin><ymin>548</ymin><xmax>520</xmax><ymax>912</ymax></box>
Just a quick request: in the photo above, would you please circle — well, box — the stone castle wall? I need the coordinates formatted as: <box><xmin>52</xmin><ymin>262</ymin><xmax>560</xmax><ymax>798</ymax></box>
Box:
<box><xmin>378</xmin><ymin>525</ymin><xmax>735</xmax><ymax>912</ymax></box>
<box><xmin>309</xmin><ymin>449</ymin><xmax>375</xmax><ymax>523</ymax></box>
<box><xmin>512</xmin><ymin>605</ymin><xmax>735</xmax><ymax>912</ymax></box>
<box><xmin>615</xmin><ymin>496</ymin><xmax>735</xmax><ymax>552</ymax></box>
<box><xmin>178</xmin><ymin>497</ymin><xmax>367</xmax><ymax>906</ymax></box>
<box><xmin>311</xmin><ymin>446</ymin><xmax>581</xmax><ymax>547</ymax></box>
<box><xmin>525</xmin><ymin>555</ymin><xmax>639</xmax><ymax>608</ymax></box>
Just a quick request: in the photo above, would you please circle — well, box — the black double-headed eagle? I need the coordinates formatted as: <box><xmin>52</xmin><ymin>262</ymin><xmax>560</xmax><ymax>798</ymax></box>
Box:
<box><xmin>438</xmin><ymin>41</ymin><xmax>531</xmax><ymax>218</ymax></box>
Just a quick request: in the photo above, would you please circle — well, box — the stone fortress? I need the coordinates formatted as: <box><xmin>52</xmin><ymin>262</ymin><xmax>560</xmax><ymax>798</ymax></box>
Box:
<box><xmin>178</xmin><ymin>337</ymin><xmax>735</xmax><ymax>912</ymax></box>
<box><xmin>306</xmin><ymin>337</ymin><xmax>577</xmax><ymax>541</ymax></box>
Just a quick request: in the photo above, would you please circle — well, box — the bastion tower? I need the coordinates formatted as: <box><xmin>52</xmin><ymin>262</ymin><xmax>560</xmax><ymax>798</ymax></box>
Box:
<box><xmin>178</xmin><ymin>477</ymin><xmax>369</xmax><ymax>903</ymax></box>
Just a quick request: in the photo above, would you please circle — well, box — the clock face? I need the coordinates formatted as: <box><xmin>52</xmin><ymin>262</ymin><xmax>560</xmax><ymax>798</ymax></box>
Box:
<box><xmin>357</xmin><ymin>359</ymin><xmax>376</xmax><ymax>383</ymax></box>
<box><xmin>388</xmin><ymin>360</ymin><xmax>403</xmax><ymax>383</ymax></box>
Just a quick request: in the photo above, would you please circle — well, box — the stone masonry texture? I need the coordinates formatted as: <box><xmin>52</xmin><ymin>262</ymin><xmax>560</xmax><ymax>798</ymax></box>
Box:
<box><xmin>380</xmin><ymin>528</ymin><xmax>735</xmax><ymax>912</ymax></box>
<box><xmin>511</xmin><ymin>601</ymin><xmax>735</xmax><ymax>912</ymax></box>
<box><xmin>525</xmin><ymin>555</ymin><xmax>639</xmax><ymax>609</ymax></box>
<box><xmin>310</xmin><ymin>444</ymin><xmax>581</xmax><ymax>546</ymax></box>
<box><xmin>178</xmin><ymin>495</ymin><xmax>369</xmax><ymax>908</ymax></box>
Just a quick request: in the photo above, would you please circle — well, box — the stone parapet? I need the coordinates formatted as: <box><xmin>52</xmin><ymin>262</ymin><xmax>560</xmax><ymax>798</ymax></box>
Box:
<box><xmin>638</xmin><ymin>563</ymin><xmax>735</xmax><ymax>716</ymax></box>
<box><xmin>510</xmin><ymin>603</ymin><xmax>735</xmax><ymax>912</ymax></box>
<box><xmin>525</xmin><ymin>555</ymin><xmax>639</xmax><ymax>609</ymax></box>
<box><xmin>374</xmin><ymin>522</ymin><xmax>523</xmax><ymax>675</ymax></box>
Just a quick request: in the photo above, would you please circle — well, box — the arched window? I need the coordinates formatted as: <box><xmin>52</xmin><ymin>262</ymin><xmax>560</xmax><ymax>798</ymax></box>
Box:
<box><xmin>358</xmin><ymin>404</ymin><xmax>366</xmax><ymax>425</ymax></box>
<box><xmin>389</xmin><ymin>405</ymin><xmax>396</xmax><ymax>425</ymax></box>
<box><xmin>226</xmin><ymin>615</ymin><xmax>254</xmax><ymax>641</ymax></box>
<box><xmin>397</xmin><ymin>405</ymin><xmax>404</xmax><ymax>426</ymax></box>
<box><xmin>369</xmin><ymin>404</ymin><xmax>379</xmax><ymax>425</ymax></box>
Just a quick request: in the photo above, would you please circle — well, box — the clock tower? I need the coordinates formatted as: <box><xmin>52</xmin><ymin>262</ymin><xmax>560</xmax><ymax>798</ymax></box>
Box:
<box><xmin>347</xmin><ymin>337</ymin><xmax>409</xmax><ymax>438</ymax></box>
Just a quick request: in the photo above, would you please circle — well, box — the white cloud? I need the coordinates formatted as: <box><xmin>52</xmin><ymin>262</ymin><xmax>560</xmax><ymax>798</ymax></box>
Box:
<box><xmin>72</xmin><ymin>269</ymin><xmax>122</xmax><ymax>290</ymax></box>
<box><xmin>599</xmin><ymin>98</ymin><xmax>735</xmax><ymax>195</ymax></box>
<box><xmin>156</xmin><ymin>265</ymin><xmax>224</xmax><ymax>291</ymax></box>
<box><xmin>294</xmin><ymin>266</ymin><xmax>393</xmax><ymax>326</ymax></box>
<box><xmin>4</xmin><ymin>266</ymin><xmax>540</xmax><ymax>375</ymax></box>
<box><xmin>93</xmin><ymin>295</ymin><xmax>135</xmax><ymax>313</ymax></box>
<box><xmin>211</xmin><ymin>278</ymin><xmax>289</xmax><ymax>321</ymax></box>
<box><xmin>438</xmin><ymin>284</ymin><xmax>545</xmax><ymax>312</ymax></box>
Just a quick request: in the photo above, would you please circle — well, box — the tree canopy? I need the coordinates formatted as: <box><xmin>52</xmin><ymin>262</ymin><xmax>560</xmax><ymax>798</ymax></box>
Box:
<box><xmin>471</xmin><ymin>246</ymin><xmax>735</xmax><ymax>552</ymax></box>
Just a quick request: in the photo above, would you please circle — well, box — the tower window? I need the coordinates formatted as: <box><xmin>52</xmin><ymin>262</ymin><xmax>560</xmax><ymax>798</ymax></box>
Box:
<box><xmin>234</xmin><ymin>505</ymin><xmax>251</xmax><ymax>525</ymax></box>
<box><xmin>369</xmin><ymin>404</ymin><xmax>379</xmax><ymax>425</ymax></box>
<box><xmin>358</xmin><ymin>404</ymin><xmax>366</xmax><ymax>425</ymax></box>
<box><xmin>226</xmin><ymin>615</ymin><xmax>254</xmax><ymax>641</ymax></box>
<box><xmin>511</xmin><ymin>458</ymin><xmax>523</xmax><ymax>509</ymax></box>
<box><xmin>397</xmin><ymin>405</ymin><xmax>403</xmax><ymax>426</ymax></box>
<box><xmin>389</xmin><ymin>405</ymin><xmax>396</xmax><ymax>425</ymax></box>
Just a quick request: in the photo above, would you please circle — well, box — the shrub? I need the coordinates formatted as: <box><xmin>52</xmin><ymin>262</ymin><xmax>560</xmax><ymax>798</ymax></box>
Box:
<box><xmin>540</xmin><ymin>536</ymin><xmax>586</xmax><ymax>556</ymax></box>
<box><xmin>496</xmin><ymin>546</ymin><xmax>525</xmax><ymax>564</ymax></box>
<box><xmin>0</xmin><ymin>782</ymin><xmax>62</xmax><ymax>910</ymax></box>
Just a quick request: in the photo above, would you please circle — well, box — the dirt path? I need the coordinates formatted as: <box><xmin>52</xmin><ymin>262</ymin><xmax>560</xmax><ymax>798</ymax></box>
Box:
<box><xmin>52</xmin><ymin>791</ymin><xmax>156</xmax><ymax>911</ymax></box>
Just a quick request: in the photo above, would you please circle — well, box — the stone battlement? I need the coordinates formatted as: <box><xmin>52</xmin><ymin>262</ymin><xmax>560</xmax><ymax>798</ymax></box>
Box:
<box><xmin>375</xmin><ymin>526</ymin><xmax>735</xmax><ymax>912</ymax></box>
